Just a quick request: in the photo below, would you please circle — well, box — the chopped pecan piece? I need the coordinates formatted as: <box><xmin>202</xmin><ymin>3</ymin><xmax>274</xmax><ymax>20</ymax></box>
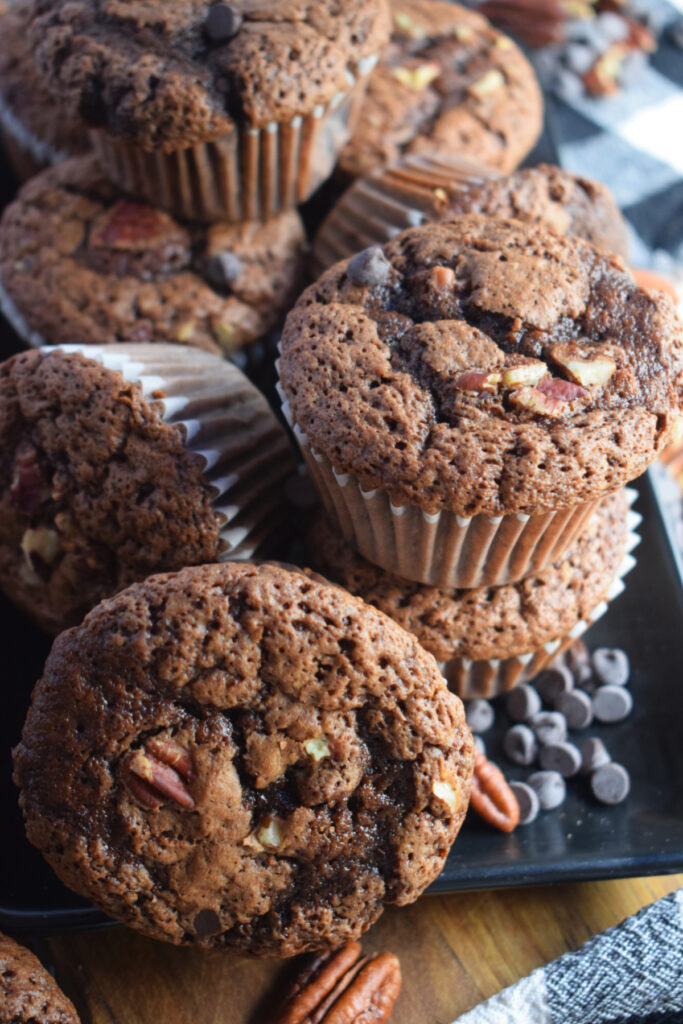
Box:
<box><xmin>123</xmin><ymin>737</ymin><xmax>196</xmax><ymax>810</ymax></box>
<box><xmin>10</xmin><ymin>442</ymin><xmax>48</xmax><ymax>515</ymax></box>
<box><xmin>455</xmin><ymin>371</ymin><xmax>501</xmax><ymax>393</ymax></box>
<box><xmin>272</xmin><ymin>942</ymin><xmax>401</xmax><ymax>1024</ymax></box>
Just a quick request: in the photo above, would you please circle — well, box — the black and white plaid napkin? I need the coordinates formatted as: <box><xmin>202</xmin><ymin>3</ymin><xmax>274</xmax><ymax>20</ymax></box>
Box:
<box><xmin>451</xmin><ymin>887</ymin><xmax>683</xmax><ymax>1023</ymax></box>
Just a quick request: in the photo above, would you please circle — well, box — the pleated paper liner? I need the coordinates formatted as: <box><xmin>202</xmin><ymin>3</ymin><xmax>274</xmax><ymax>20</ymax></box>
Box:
<box><xmin>0</xmin><ymin>92</ymin><xmax>70</xmax><ymax>183</ymax></box>
<box><xmin>53</xmin><ymin>343</ymin><xmax>296</xmax><ymax>561</ymax></box>
<box><xmin>90</xmin><ymin>54</ymin><xmax>379</xmax><ymax>224</ymax></box>
<box><xmin>277</xmin><ymin>372</ymin><xmax>600</xmax><ymax>590</ymax></box>
<box><xmin>312</xmin><ymin>151</ymin><xmax>500</xmax><ymax>274</ymax></box>
<box><xmin>444</xmin><ymin>491</ymin><xmax>641</xmax><ymax>700</ymax></box>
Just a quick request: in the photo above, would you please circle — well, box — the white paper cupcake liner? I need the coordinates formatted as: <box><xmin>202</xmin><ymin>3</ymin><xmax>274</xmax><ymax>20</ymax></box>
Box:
<box><xmin>50</xmin><ymin>343</ymin><xmax>296</xmax><ymax>560</ymax></box>
<box><xmin>277</xmin><ymin>370</ymin><xmax>600</xmax><ymax>589</ymax></box>
<box><xmin>442</xmin><ymin>489</ymin><xmax>641</xmax><ymax>699</ymax></box>
<box><xmin>90</xmin><ymin>57</ymin><xmax>377</xmax><ymax>224</ymax></box>
<box><xmin>312</xmin><ymin>151</ymin><xmax>500</xmax><ymax>274</ymax></box>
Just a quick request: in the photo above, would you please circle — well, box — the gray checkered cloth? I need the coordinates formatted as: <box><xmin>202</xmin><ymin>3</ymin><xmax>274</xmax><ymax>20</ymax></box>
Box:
<box><xmin>451</xmin><ymin>888</ymin><xmax>683</xmax><ymax>1023</ymax></box>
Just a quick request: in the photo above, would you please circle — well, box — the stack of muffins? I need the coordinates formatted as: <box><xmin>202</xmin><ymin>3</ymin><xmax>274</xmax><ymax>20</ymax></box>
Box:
<box><xmin>0</xmin><ymin>0</ymin><xmax>682</xmax><ymax>1000</ymax></box>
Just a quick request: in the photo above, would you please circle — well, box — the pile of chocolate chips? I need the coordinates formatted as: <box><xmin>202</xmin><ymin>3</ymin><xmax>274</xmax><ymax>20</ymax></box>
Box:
<box><xmin>465</xmin><ymin>639</ymin><xmax>633</xmax><ymax>826</ymax></box>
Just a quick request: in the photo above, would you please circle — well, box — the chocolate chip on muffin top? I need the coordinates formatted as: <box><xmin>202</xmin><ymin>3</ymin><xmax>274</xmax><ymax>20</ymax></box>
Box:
<box><xmin>280</xmin><ymin>216</ymin><xmax>683</xmax><ymax>516</ymax></box>
<box><xmin>14</xmin><ymin>561</ymin><xmax>474</xmax><ymax>956</ymax></box>
<box><xmin>28</xmin><ymin>0</ymin><xmax>390</xmax><ymax>146</ymax></box>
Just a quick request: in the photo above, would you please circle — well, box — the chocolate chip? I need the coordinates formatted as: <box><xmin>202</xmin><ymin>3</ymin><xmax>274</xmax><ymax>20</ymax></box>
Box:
<box><xmin>555</xmin><ymin>690</ymin><xmax>594</xmax><ymax>731</ymax></box>
<box><xmin>506</xmin><ymin>684</ymin><xmax>541</xmax><ymax>722</ymax></box>
<box><xmin>347</xmin><ymin>246</ymin><xmax>392</xmax><ymax>287</ymax></box>
<box><xmin>527</xmin><ymin>770</ymin><xmax>566</xmax><ymax>811</ymax></box>
<box><xmin>529</xmin><ymin>711</ymin><xmax>567</xmax><ymax>747</ymax></box>
<box><xmin>193</xmin><ymin>908</ymin><xmax>222</xmax><ymax>936</ymax></box>
<box><xmin>592</xmin><ymin>685</ymin><xmax>633</xmax><ymax>724</ymax></box>
<box><xmin>204</xmin><ymin>4</ymin><xmax>242</xmax><ymax>44</ymax></box>
<box><xmin>509</xmin><ymin>781</ymin><xmax>540</xmax><ymax>825</ymax></box>
<box><xmin>592</xmin><ymin>647</ymin><xmax>630</xmax><ymax>687</ymax></box>
<box><xmin>565</xmin><ymin>639</ymin><xmax>593</xmax><ymax>686</ymax></box>
<box><xmin>535</xmin><ymin>666</ymin><xmax>573</xmax><ymax>705</ymax></box>
<box><xmin>579</xmin><ymin>737</ymin><xmax>611</xmax><ymax>775</ymax></box>
<box><xmin>502</xmin><ymin>724</ymin><xmax>538</xmax><ymax>766</ymax></box>
<box><xmin>465</xmin><ymin>699</ymin><xmax>494</xmax><ymax>734</ymax></box>
<box><xmin>538</xmin><ymin>741</ymin><xmax>582</xmax><ymax>778</ymax></box>
<box><xmin>206</xmin><ymin>251</ymin><xmax>243</xmax><ymax>289</ymax></box>
<box><xmin>591</xmin><ymin>762</ymin><xmax>631</xmax><ymax>805</ymax></box>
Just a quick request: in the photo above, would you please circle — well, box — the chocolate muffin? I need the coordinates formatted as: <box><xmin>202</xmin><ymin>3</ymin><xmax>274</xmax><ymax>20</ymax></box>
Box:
<box><xmin>28</xmin><ymin>0</ymin><xmax>391</xmax><ymax>222</ymax></box>
<box><xmin>338</xmin><ymin>0</ymin><xmax>543</xmax><ymax>180</ymax></box>
<box><xmin>0</xmin><ymin>932</ymin><xmax>79</xmax><ymax>1024</ymax></box>
<box><xmin>313</xmin><ymin>157</ymin><xmax>629</xmax><ymax>273</ymax></box>
<box><xmin>308</xmin><ymin>490</ymin><xmax>637</xmax><ymax>698</ymax></box>
<box><xmin>279</xmin><ymin>216</ymin><xmax>683</xmax><ymax>588</ymax></box>
<box><xmin>14</xmin><ymin>561</ymin><xmax>474</xmax><ymax>956</ymax></box>
<box><xmin>0</xmin><ymin>155</ymin><xmax>306</xmax><ymax>355</ymax></box>
<box><xmin>0</xmin><ymin>344</ymin><xmax>295</xmax><ymax>633</ymax></box>
<box><xmin>0</xmin><ymin>0</ymin><xmax>87</xmax><ymax>182</ymax></box>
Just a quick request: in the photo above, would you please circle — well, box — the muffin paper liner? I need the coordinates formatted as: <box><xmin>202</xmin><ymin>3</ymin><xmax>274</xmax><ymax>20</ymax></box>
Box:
<box><xmin>277</xmin><ymin>369</ymin><xmax>600</xmax><ymax>589</ymax></box>
<box><xmin>52</xmin><ymin>343</ymin><xmax>296</xmax><ymax>560</ymax></box>
<box><xmin>0</xmin><ymin>92</ymin><xmax>69</xmax><ymax>181</ymax></box>
<box><xmin>312</xmin><ymin>152</ymin><xmax>500</xmax><ymax>273</ymax></box>
<box><xmin>90</xmin><ymin>57</ymin><xmax>377</xmax><ymax>224</ymax></box>
<box><xmin>447</xmin><ymin>491</ymin><xmax>640</xmax><ymax>700</ymax></box>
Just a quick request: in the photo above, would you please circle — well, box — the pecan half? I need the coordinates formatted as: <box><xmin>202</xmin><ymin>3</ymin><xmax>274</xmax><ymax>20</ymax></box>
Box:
<box><xmin>469</xmin><ymin>751</ymin><xmax>519</xmax><ymax>833</ymax></box>
<box><xmin>123</xmin><ymin>737</ymin><xmax>196</xmax><ymax>810</ymax></box>
<box><xmin>272</xmin><ymin>942</ymin><xmax>401</xmax><ymax>1024</ymax></box>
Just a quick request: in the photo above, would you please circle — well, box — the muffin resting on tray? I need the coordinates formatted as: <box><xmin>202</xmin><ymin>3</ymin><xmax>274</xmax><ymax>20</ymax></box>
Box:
<box><xmin>13</xmin><ymin>561</ymin><xmax>474</xmax><ymax>956</ymax></box>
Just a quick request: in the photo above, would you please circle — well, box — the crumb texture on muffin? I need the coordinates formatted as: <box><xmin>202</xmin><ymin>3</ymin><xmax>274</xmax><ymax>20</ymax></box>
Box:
<box><xmin>28</xmin><ymin>0</ymin><xmax>391</xmax><ymax>146</ymax></box>
<box><xmin>0</xmin><ymin>931</ymin><xmax>80</xmax><ymax>1024</ymax></box>
<box><xmin>310</xmin><ymin>490</ymin><xmax>629</xmax><ymax>662</ymax></box>
<box><xmin>280</xmin><ymin>216</ymin><xmax>683</xmax><ymax>516</ymax></box>
<box><xmin>0</xmin><ymin>349</ymin><xmax>220</xmax><ymax>633</ymax></box>
<box><xmin>14</xmin><ymin>562</ymin><xmax>473</xmax><ymax>956</ymax></box>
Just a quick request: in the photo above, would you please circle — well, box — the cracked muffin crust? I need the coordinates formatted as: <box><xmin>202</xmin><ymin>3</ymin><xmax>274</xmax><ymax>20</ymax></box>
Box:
<box><xmin>0</xmin><ymin>155</ymin><xmax>306</xmax><ymax>353</ymax></box>
<box><xmin>0</xmin><ymin>0</ymin><xmax>87</xmax><ymax>180</ymax></box>
<box><xmin>308</xmin><ymin>491</ymin><xmax>629</xmax><ymax>664</ymax></box>
<box><xmin>338</xmin><ymin>0</ymin><xmax>543</xmax><ymax>179</ymax></box>
<box><xmin>0</xmin><ymin>348</ymin><xmax>222</xmax><ymax>633</ymax></box>
<box><xmin>13</xmin><ymin>561</ymin><xmax>474</xmax><ymax>956</ymax></box>
<box><xmin>280</xmin><ymin>216</ymin><xmax>683</xmax><ymax>518</ymax></box>
<box><xmin>0</xmin><ymin>932</ymin><xmax>79</xmax><ymax>1024</ymax></box>
<box><xmin>28</xmin><ymin>0</ymin><xmax>390</xmax><ymax>147</ymax></box>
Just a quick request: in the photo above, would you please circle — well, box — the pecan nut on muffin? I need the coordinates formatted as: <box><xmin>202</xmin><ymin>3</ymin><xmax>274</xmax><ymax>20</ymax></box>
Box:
<box><xmin>0</xmin><ymin>932</ymin><xmax>80</xmax><ymax>1024</ymax></box>
<box><xmin>338</xmin><ymin>0</ymin><xmax>543</xmax><ymax>180</ymax></box>
<box><xmin>13</xmin><ymin>562</ymin><xmax>474</xmax><ymax>956</ymax></box>
<box><xmin>0</xmin><ymin>156</ymin><xmax>306</xmax><ymax>357</ymax></box>
<box><xmin>0</xmin><ymin>0</ymin><xmax>88</xmax><ymax>182</ymax></box>
<box><xmin>313</xmin><ymin>157</ymin><xmax>629</xmax><ymax>274</ymax></box>
<box><xmin>308</xmin><ymin>490</ymin><xmax>638</xmax><ymax>699</ymax></box>
<box><xmin>28</xmin><ymin>0</ymin><xmax>391</xmax><ymax>222</ymax></box>
<box><xmin>0</xmin><ymin>345</ymin><xmax>295</xmax><ymax>633</ymax></box>
<box><xmin>279</xmin><ymin>216</ymin><xmax>683</xmax><ymax>588</ymax></box>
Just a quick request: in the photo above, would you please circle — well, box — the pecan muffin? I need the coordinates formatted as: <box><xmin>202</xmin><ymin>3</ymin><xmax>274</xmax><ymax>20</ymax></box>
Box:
<box><xmin>14</xmin><ymin>561</ymin><xmax>474</xmax><ymax>956</ymax></box>
<box><xmin>28</xmin><ymin>0</ymin><xmax>391</xmax><ymax>221</ymax></box>
<box><xmin>309</xmin><ymin>490</ymin><xmax>636</xmax><ymax>698</ymax></box>
<box><xmin>0</xmin><ymin>156</ymin><xmax>305</xmax><ymax>356</ymax></box>
<box><xmin>338</xmin><ymin>0</ymin><xmax>543</xmax><ymax>179</ymax></box>
<box><xmin>279</xmin><ymin>216</ymin><xmax>683</xmax><ymax>588</ymax></box>
<box><xmin>0</xmin><ymin>0</ymin><xmax>88</xmax><ymax>182</ymax></box>
<box><xmin>313</xmin><ymin>157</ymin><xmax>629</xmax><ymax>273</ymax></box>
<box><xmin>0</xmin><ymin>932</ymin><xmax>79</xmax><ymax>1024</ymax></box>
<box><xmin>0</xmin><ymin>345</ymin><xmax>295</xmax><ymax>633</ymax></box>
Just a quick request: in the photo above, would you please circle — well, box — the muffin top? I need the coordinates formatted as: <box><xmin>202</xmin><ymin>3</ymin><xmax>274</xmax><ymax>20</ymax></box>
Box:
<box><xmin>14</xmin><ymin>561</ymin><xmax>473</xmax><ymax>956</ymax></box>
<box><xmin>0</xmin><ymin>0</ymin><xmax>87</xmax><ymax>162</ymax></box>
<box><xmin>338</xmin><ymin>0</ymin><xmax>543</xmax><ymax>179</ymax></box>
<box><xmin>448</xmin><ymin>164</ymin><xmax>629</xmax><ymax>259</ymax></box>
<box><xmin>28</xmin><ymin>0</ymin><xmax>391</xmax><ymax>148</ymax></box>
<box><xmin>309</xmin><ymin>491</ymin><xmax>629</xmax><ymax>662</ymax></box>
<box><xmin>0</xmin><ymin>932</ymin><xmax>80</xmax><ymax>1024</ymax></box>
<box><xmin>0</xmin><ymin>348</ymin><xmax>221</xmax><ymax>633</ymax></box>
<box><xmin>0</xmin><ymin>155</ymin><xmax>305</xmax><ymax>353</ymax></box>
<box><xmin>313</xmin><ymin>156</ymin><xmax>629</xmax><ymax>273</ymax></box>
<box><xmin>280</xmin><ymin>216</ymin><xmax>683</xmax><ymax>516</ymax></box>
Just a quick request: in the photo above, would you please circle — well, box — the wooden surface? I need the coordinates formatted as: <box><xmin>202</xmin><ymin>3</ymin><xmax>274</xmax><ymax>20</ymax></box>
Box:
<box><xmin>43</xmin><ymin>872</ymin><xmax>683</xmax><ymax>1024</ymax></box>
